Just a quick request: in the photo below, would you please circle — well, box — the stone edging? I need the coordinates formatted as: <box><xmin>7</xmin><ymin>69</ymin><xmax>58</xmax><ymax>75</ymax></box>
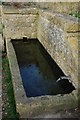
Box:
<box><xmin>6</xmin><ymin>38</ymin><xmax>78</xmax><ymax>118</ymax></box>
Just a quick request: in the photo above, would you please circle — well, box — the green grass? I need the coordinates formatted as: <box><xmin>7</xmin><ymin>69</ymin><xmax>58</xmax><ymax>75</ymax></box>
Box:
<box><xmin>0</xmin><ymin>22</ymin><xmax>5</xmax><ymax>34</ymax></box>
<box><xmin>2</xmin><ymin>54</ymin><xmax>19</xmax><ymax>119</ymax></box>
<box><xmin>2</xmin><ymin>2</ymin><xmax>9</xmax><ymax>5</ymax></box>
<box><xmin>69</xmin><ymin>11</ymin><xmax>80</xmax><ymax>19</ymax></box>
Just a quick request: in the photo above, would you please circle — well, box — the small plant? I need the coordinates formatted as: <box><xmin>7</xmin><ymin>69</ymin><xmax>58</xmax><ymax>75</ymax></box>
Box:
<box><xmin>2</xmin><ymin>22</ymin><xmax>5</xmax><ymax>29</ymax></box>
<box><xmin>0</xmin><ymin>22</ymin><xmax>5</xmax><ymax>34</ymax></box>
<box><xmin>69</xmin><ymin>11</ymin><xmax>80</xmax><ymax>19</ymax></box>
<box><xmin>2</xmin><ymin>2</ymin><xmax>8</xmax><ymax>5</ymax></box>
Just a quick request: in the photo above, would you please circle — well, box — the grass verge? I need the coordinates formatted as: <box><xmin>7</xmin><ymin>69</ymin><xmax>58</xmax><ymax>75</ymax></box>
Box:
<box><xmin>2</xmin><ymin>53</ymin><xmax>19</xmax><ymax>119</ymax></box>
<box><xmin>69</xmin><ymin>11</ymin><xmax>80</xmax><ymax>19</ymax></box>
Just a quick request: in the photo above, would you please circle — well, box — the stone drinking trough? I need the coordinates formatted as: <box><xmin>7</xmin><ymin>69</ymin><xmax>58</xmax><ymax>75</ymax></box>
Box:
<box><xmin>1</xmin><ymin>4</ymin><xmax>80</xmax><ymax>118</ymax></box>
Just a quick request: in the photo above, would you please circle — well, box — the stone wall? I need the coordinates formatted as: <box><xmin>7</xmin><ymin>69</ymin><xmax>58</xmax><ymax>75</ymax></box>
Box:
<box><xmin>37</xmin><ymin>10</ymin><xmax>79</xmax><ymax>89</ymax></box>
<box><xmin>2</xmin><ymin>8</ymin><xmax>38</xmax><ymax>39</ymax></box>
<box><xmin>2</xmin><ymin>5</ymin><xmax>79</xmax><ymax>90</ymax></box>
<box><xmin>36</xmin><ymin>2</ymin><xmax>79</xmax><ymax>14</ymax></box>
<box><xmin>2</xmin><ymin>2</ymin><xmax>79</xmax><ymax>15</ymax></box>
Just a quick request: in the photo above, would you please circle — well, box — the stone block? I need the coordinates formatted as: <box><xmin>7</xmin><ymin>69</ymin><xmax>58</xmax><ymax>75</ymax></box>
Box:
<box><xmin>65</xmin><ymin>21</ymin><xmax>80</xmax><ymax>33</ymax></box>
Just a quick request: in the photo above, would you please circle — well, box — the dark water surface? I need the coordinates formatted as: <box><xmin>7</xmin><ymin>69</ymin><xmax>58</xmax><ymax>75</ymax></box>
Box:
<box><xmin>12</xmin><ymin>39</ymin><xmax>75</xmax><ymax>97</ymax></box>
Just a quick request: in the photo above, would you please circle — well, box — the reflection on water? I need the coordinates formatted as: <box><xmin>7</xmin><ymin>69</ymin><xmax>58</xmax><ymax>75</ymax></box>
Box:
<box><xmin>12</xmin><ymin>39</ymin><xmax>75</xmax><ymax>97</ymax></box>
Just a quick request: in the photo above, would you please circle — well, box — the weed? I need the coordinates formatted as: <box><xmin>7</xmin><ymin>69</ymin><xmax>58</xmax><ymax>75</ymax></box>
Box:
<box><xmin>69</xmin><ymin>11</ymin><xmax>80</xmax><ymax>19</ymax></box>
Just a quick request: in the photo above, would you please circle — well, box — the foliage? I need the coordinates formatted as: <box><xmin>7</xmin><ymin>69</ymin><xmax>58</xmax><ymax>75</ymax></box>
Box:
<box><xmin>2</xmin><ymin>2</ymin><xmax>8</xmax><ymax>5</ymax></box>
<box><xmin>2</xmin><ymin>22</ymin><xmax>5</xmax><ymax>29</ymax></box>
<box><xmin>69</xmin><ymin>11</ymin><xmax>80</xmax><ymax>19</ymax></box>
<box><xmin>0</xmin><ymin>22</ymin><xmax>5</xmax><ymax>34</ymax></box>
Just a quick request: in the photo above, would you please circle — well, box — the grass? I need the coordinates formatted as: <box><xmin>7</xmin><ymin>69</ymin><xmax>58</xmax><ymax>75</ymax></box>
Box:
<box><xmin>2</xmin><ymin>53</ymin><xmax>19</xmax><ymax>119</ymax></box>
<box><xmin>69</xmin><ymin>11</ymin><xmax>80</xmax><ymax>19</ymax></box>
<box><xmin>0</xmin><ymin>22</ymin><xmax>5</xmax><ymax>34</ymax></box>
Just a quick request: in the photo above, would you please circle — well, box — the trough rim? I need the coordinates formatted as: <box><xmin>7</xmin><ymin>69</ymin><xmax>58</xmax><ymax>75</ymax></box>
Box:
<box><xmin>6</xmin><ymin>37</ymin><xmax>78</xmax><ymax>117</ymax></box>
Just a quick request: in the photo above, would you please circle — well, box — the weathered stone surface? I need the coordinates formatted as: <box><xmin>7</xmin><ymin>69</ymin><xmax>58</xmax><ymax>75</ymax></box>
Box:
<box><xmin>2</xmin><ymin>5</ymin><xmax>79</xmax><ymax>92</ymax></box>
<box><xmin>1</xmin><ymin>4</ymin><xmax>79</xmax><ymax>118</ymax></box>
<box><xmin>3</xmin><ymin>2</ymin><xmax>78</xmax><ymax>15</ymax></box>
<box><xmin>3</xmin><ymin>39</ymin><xmax>79</xmax><ymax>117</ymax></box>
<box><xmin>36</xmin><ymin>2</ymin><xmax>78</xmax><ymax>15</ymax></box>
<box><xmin>65</xmin><ymin>21</ymin><xmax>80</xmax><ymax>32</ymax></box>
<box><xmin>3</xmin><ymin>13</ymin><xmax>38</xmax><ymax>39</ymax></box>
<box><xmin>3</xmin><ymin>6</ymin><xmax>38</xmax><ymax>15</ymax></box>
<box><xmin>37</xmin><ymin>10</ymin><xmax>79</xmax><ymax>89</ymax></box>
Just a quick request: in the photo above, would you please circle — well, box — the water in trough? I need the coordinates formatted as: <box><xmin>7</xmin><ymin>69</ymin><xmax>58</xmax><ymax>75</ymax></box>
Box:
<box><xmin>12</xmin><ymin>39</ymin><xmax>75</xmax><ymax>97</ymax></box>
